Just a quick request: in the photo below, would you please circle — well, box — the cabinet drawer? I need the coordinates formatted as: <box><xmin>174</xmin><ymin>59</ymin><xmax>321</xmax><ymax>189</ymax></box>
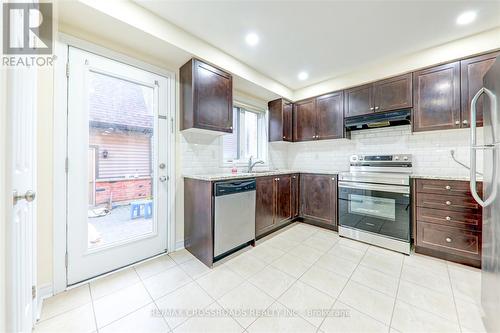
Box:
<box><xmin>417</xmin><ymin>193</ymin><xmax>481</xmax><ymax>212</ymax></box>
<box><xmin>416</xmin><ymin>222</ymin><xmax>481</xmax><ymax>259</ymax></box>
<box><xmin>416</xmin><ymin>207</ymin><xmax>481</xmax><ymax>230</ymax></box>
<box><xmin>416</xmin><ymin>179</ymin><xmax>482</xmax><ymax>197</ymax></box>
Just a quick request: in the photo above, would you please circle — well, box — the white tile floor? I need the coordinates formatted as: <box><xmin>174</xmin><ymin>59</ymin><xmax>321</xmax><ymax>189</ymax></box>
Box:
<box><xmin>35</xmin><ymin>223</ymin><xmax>486</xmax><ymax>333</ymax></box>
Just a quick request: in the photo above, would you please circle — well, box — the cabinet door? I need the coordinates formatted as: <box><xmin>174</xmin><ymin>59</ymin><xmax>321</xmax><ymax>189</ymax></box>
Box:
<box><xmin>461</xmin><ymin>52</ymin><xmax>500</xmax><ymax>128</ymax></box>
<box><xmin>413</xmin><ymin>61</ymin><xmax>460</xmax><ymax>132</ymax></box>
<box><xmin>268</xmin><ymin>98</ymin><xmax>284</xmax><ymax>142</ymax></box>
<box><xmin>344</xmin><ymin>84</ymin><xmax>373</xmax><ymax>118</ymax></box>
<box><xmin>293</xmin><ymin>99</ymin><xmax>317</xmax><ymax>141</ymax></box>
<box><xmin>316</xmin><ymin>91</ymin><xmax>344</xmax><ymax>140</ymax></box>
<box><xmin>373</xmin><ymin>73</ymin><xmax>412</xmax><ymax>112</ymax></box>
<box><xmin>283</xmin><ymin>101</ymin><xmax>293</xmax><ymax>141</ymax></box>
<box><xmin>255</xmin><ymin>176</ymin><xmax>276</xmax><ymax>237</ymax></box>
<box><xmin>291</xmin><ymin>174</ymin><xmax>299</xmax><ymax>218</ymax></box>
<box><xmin>276</xmin><ymin>175</ymin><xmax>292</xmax><ymax>224</ymax></box>
<box><xmin>300</xmin><ymin>174</ymin><xmax>336</xmax><ymax>226</ymax></box>
<box><xmin>193</xmin><ymin>60</ymin><xmax>233</xmax><ymax>133</ymax></box>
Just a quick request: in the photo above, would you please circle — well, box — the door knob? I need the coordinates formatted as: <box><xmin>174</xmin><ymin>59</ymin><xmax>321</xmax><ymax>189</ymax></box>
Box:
<box><xmin>13</xmin><ymin>190</ymin><xmax>36</xmax><ymax>205</ymax></box>
<box><xmin>446</xmin><ymin>216</ymin><xmax>452</xmax><ymax>221</ymax></box>
<box><xmin>159</xmin><ymin>176</ymin><xmax>167</xmax><ymax>182</ymax></box>
<box><xmin>445</xmin><ymin>237</ymin><xmax>452</xmax><ymax>243</ymax></box>
<box><xmin>445</xmin><ymin>185</ymin><xmax>451</xmax><ymax>190</ymax></box>
<box><xmin>445</xmin><ymin>200</ymin><xmax>451</xmax><ymax>206</ymax></box>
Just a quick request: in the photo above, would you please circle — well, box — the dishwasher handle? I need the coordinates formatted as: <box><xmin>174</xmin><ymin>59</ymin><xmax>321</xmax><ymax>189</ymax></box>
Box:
<box><xmin>215</xmin><ymin>179</ymin><xmax>256</xmax><ymax>196</ymax></box>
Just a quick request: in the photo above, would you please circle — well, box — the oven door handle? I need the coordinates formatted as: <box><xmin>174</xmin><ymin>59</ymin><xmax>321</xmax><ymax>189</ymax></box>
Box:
<box><xmin>338</xmin><ymin>181</ymin><xmax>410</xmax><ymax>194</ymax></box>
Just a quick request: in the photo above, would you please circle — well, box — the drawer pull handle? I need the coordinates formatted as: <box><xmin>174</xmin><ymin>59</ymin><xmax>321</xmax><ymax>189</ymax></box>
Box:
<box><xmin>445</xmin><ymin>185</ymin><xmax>451</xmax><ymax>190</ymax></box>
<box><xmin>445</xmin><ymin>216</ymin><xmax>452</xmax><ymax>221</ymax></box>
<box><xmin>445</xmin><ymin>237</ymin><xmax>452</xmax><ymax>243</ymax></box>
<box><xmin>446</xmin><ymin>200</ymin><xmax>452</xmax><ymax>206</ymax></box>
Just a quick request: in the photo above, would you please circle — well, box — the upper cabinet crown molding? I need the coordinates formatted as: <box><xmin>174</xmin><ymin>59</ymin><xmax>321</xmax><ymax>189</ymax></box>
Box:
<box><xmin>180</xmin><ymin>58</ymin><xmax>233</xmax><ymax>134</ymax></box>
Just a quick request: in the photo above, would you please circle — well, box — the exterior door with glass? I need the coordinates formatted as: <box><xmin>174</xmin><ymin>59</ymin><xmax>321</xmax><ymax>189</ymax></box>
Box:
<box><xmin>67</xmin><ymin>47</ymin><xmax>169</xmax><ymax>284</ymax></box>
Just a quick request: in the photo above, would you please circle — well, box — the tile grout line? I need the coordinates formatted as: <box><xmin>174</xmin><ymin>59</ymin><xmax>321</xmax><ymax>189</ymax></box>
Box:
<box><xmin>446</xmin><ymin>262</ymin><xmax>464</xmax><ymax>333</ymax></box>
<box><xmin>387</xmin><ymin>253</ymin><xmax>405</xmax><ymax>332</ymax></box>
<box><xmin>88</xmin><ymin>283</ymin><xmax>100</xmax><ymax>333</ymax></box>
<box><xmin>315</xmin><ymin>241</ymin><xmax>370</xmax><ymax>333</ymax></box>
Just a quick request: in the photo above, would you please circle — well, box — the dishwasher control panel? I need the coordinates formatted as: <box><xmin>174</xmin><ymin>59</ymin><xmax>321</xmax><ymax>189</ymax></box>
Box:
<box><xmin>214</xmin><ymin>179</ymin><xmax>256</xmax><ymax>196</ymax></box>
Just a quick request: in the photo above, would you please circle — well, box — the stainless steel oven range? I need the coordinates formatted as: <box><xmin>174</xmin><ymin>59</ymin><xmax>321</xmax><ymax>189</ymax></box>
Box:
<box><xmin>338</xmin><ymin>154</ymin><xmax>412</xmax><ymax>254</ymax></box>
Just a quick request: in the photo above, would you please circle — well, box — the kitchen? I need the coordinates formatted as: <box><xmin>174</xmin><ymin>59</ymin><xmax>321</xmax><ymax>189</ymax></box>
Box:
<box><xmin>3</xmin><ymin>1</ymin><xmax>500</xmax><ymax>333</ymax></box>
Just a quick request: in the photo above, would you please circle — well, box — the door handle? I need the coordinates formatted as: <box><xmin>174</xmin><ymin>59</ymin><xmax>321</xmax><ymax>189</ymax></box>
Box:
<box><xmin>470</xmin><ymin>87</ymin><xmax>498</xmax><ymax>207</ymax></box>
<box><xmin>13</xmin><ymin>190</ymin><xmax>36</xmax><ymax>205</ymax></box>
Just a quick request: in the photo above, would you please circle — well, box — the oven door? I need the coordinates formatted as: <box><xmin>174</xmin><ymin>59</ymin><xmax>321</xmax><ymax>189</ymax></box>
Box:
<box><xmin>338</xmin><ymin>181</ymin><xmax>410</xmax><ymax>242</ymax></box>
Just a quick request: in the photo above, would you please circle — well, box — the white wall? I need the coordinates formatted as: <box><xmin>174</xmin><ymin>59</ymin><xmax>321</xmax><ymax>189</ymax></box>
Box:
<box><xmin>288</xmin><ymin>125</ymin><xmax>483</xmax><ymax>177</ymax></box>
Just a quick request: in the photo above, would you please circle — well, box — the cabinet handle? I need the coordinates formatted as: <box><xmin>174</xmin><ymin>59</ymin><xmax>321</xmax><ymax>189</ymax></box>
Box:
<box><xmin>462</xmin><ymin>120</ymin><xmax>469</xmax><ymax>126</ymax></box>
<box><xmin>375</xmin><ymin>106</ymin><xmax>379</xmax><ymax>110</ymax></box>
<box><xmin>446</xmin><ymin>216</ymin><xmax>452</xmax><ymax>221</ymax></box>
<box><xmin>445</xmin><ymin>185</ymin><xmax>451</xmax><ymax>190</ymax></box>
<box><xmin>370</xmin><ymin>107</ymin><xmax>374</xmax><ymax>111</ymax></box>
<box><xmin>332</xmin><ymin>178</ymin><xmax>335</xmax><ymax>180</ymax></box>
<box><xmin>445</xmin><ymin>200</ymin><xmax>452</xmax><ymax>206</ymax></box>
<box><xmin>283</xmin><ymin>136</ymin><xmax>286</xmax><ymax>139</ymax></box>
<box><xmin>292</xmin><ymin>176</ymin><xmax>296</xmax><ymax>179</ymax></box>
<box><xmin>445</xmin><ymin>237</ymin><xmax>452</xmax><ymax>243</ymax></box>
<box><xmin>229</xmin><ymin>126</ymin><xmax>233</xmax><ymax>130</ymax></box>
<box><xmin>455</xmin><ymin>120</ymin><xmax>460</xmax><ymax>125</ymax></box>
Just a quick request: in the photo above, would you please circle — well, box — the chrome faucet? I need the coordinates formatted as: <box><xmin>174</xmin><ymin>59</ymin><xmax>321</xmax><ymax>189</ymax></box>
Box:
<box><xmin>247</xmin><ymin>155</ymin><xmax>264</xmax><ymax>173</ymax></box>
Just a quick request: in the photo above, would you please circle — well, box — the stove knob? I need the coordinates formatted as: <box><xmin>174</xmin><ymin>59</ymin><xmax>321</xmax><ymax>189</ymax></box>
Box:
<box><xmin>359</xmin><ymin>156</ymin><xmax>364</xmax><ymax>160</ymax></box>
<box><xmin>394</xmin><ymin>156</ymin><xmax>400</xmax><ymax>160</ymax></box>
<box><xmin>403</xmin><ymin>156</ymin><xmax>408</xmax><ymax>161</ymax></box>
<box><xmin>352</xmin><ymin>156</ymin><xmax>358</xmax><ymax>161</ymax></box>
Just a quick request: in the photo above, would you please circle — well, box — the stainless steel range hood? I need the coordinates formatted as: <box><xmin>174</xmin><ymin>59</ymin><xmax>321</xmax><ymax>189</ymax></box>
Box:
<box><xmin>345</xmin><ymin>109</ymin><xmax>411</xmax><ymax>131</ymax></box>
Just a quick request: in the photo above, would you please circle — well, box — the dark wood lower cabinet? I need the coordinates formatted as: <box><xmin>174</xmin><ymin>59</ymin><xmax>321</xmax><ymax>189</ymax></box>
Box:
<box><xmin>291</xmin><ymin>174</ymin><xmax>300</xmax><ymax>218</ymax></box>
<box><xmin>300</xmin><ymin>174</ymin><xmax>337</xmax><ymax>229</ymax></box>
<box><xmin>414</xmin><ymin>178</ymin><xmax>483</xmax><ymax>268</ymax></box>
<box><xmin>255</xmin><ymin>175</ymin><xmax>297</xmax><ymax>238</ymax></box>
<box><xmin>255</xmin><ymin>176</ymin><xmax>275</xmax><ymax>237</ymax></box>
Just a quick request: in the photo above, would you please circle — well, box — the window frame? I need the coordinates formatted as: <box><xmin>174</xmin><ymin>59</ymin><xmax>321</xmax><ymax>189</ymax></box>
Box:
<box><xmin>221</xmin><ymin>106</ymin><xmax>268</xmax><ymax>167</ymax></box>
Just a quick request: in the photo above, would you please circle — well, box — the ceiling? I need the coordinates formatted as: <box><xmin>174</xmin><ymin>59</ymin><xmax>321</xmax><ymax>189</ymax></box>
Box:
<box><xmin>136</xmin><ymin>0</ymin><xmax>500</xmax><ymax>90</ymax></box>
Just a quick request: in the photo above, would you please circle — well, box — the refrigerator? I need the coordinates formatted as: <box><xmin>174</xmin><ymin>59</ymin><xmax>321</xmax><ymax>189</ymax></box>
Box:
<box><xmin>470</xmin><ymin>56</ymin><xmax>500</xmax><ymax>333</ymax></box>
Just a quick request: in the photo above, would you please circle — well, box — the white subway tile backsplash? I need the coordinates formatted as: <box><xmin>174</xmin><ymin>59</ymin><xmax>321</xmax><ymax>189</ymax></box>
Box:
<box><xmin>181</xmin><ymin>125</ymin><xmax>483</xmax><ymax>178</ymax></box>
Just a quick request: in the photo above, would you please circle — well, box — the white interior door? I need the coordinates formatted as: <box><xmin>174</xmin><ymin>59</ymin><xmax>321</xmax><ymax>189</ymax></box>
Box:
<box><xmin>5</xmin><ymin>61</ymin><xmax>38</xmax><ymax>332</ymax></box>
<box><xmin>67</xmin><ymin>47</ymin><xmax>169</xmax><ymax>284</ymax></box>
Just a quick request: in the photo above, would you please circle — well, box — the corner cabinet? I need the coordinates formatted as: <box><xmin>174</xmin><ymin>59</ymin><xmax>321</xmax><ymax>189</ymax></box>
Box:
<box><xmin>268</xmin><ymin>98</ymin><xmax>293</xmax><ymax>142</ymax></box>
<box><xmin>293</xmin><ymin>91</ymin><xmax>346</xmax><ymax>142</ymax></box>
<box><xmin>412</xmin><ymin>61</ymin><xmax>461</xmax><ymax>132</ymax></box>
<box><xmin>300</xmin><ymin>174</ymin><xmax>337</xmax><ymax>229</ymax></box>
<box><xmin>255</xmin><ymin>174</ymin><xmax>297</xmax><ymax>238</ymax></box>
<box><xmin>344</xmin><ymin>73</ymin><xmax>412</xmax><ymax>118</ymax></box>
<box><xmin>180</xmin><ymin>58</ymin><xmax>233</xmax><ymax>133</ymax></box>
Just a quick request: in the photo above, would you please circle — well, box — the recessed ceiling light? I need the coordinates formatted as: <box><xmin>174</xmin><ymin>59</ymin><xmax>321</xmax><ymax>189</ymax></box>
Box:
<box><xmin>456</xmin><ymin>11</ymin><xmax>477</xmax><ymax>25</ymax></box>
<box><xmin>298</xmin><ymin>71</ymin><xmax>309</xmax><ymax>80</ymax></box>
<box><xmin>245</xmin><ymin>33</ymin><xmax>259</xmax><ymax>46</ymax></box>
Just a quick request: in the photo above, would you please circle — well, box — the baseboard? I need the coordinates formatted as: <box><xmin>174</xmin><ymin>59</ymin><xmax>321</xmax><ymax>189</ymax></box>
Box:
<box><xmin>36</xmin><ymin>284</ymin><xmax>53</xmax><ymax>320</ymax></box>
<box><xmin>174</xmin><ymin>240</ymin><xmax>185</xmax><ymax>251</ymax></box>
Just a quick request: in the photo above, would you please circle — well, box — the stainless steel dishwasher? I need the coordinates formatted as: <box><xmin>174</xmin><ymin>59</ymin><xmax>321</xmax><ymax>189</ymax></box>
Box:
<box><xmin>214</xmin><ymin>179</ymin><xmax>256</xmax><ymax>258</ymax></box>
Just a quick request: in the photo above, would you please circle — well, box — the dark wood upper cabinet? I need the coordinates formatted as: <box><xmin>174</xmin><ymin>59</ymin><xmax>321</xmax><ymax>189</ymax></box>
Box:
<box><xmin>345</xmin><ymin>74</ymin><xmax>412</xmax><ymax>118</ymax></box>
<box><xmin>255</xmin><ymin>176</ymin><xmax>275</xmax><ymax>237</ymax></box>
<box><xmin>180</xmin><ymin>58</ymin><xmax>233</xmax><ymax>133</ymax></box>
<box><xmin>268</xmin><ymin>98</ymin><xmax>293</xmax><ymax>142</ymax></box>
<box><xmin>293</xmin><ymin>99</ymin><xmax>317</xmax><ymax>141</ymax></box>
<box><xmin>316</xmin><ymin>91</ymin><xmax>345</xmax><ymax>140</ymax></box>
<box><xmin>412</xmin><ymin>61</ymin><xmax>461</xmax><ymax>132</ymax></box>
<box><xmin>461</xmin><ymin>51</ymin><xmax>500</xmax><ymax>128</ymax></box>
<box><xmin>344</xmin><ymin>84</ymin><xmax>373</xmax><ymax>117</ymax></box>
<box><xmin>300</xmin><ymin>174</ymin><xmax>337</xmax><ymax>227</ymax></box>
<box><xmin>373</xmin><ymin>73</ymin><xmax>412</xmax><ymax>112</ymax></box>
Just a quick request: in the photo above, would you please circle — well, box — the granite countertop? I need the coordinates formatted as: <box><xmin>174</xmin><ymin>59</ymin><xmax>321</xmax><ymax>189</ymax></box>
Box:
<box><xmin>183</xmin><ymin>169</ymin><xmax>346</xmax><ymax>181</ymax></box>
<box><xmin>410</xmin><ymin>174</ymin><xmax>483</xmax><ymax>182</ymax></box>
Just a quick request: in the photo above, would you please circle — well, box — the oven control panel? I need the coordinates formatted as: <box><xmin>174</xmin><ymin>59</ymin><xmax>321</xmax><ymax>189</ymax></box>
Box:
<box><xmin>349</xmin><ymin>154</ymin><xmax>412</xmax><ymax>164</ymax></box>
